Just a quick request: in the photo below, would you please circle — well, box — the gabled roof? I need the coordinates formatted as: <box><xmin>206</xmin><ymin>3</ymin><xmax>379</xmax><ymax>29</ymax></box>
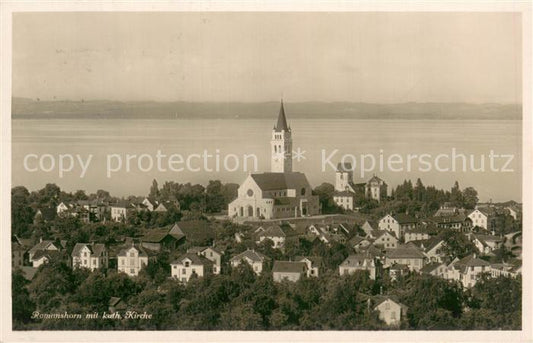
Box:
<box><xmin>420</xmin><ymin>262</ymin><xmax>444</xmax><ymax>274</ymax></box>
<box><xmin>453</xmin><ymin>254</ymin><xmax>491</xmax><ymax>269</ymax></box>
<box><xmin>250</xmin><ymin>172</ymin><xmax>311</xmax><ymax>192</ymax></box>
<box><xmin>117</xmin><ymin>244</ymin><xmax>148</xmax><ymax>257</ymax></box>
<box><xmin>274</xmin><ymin>100</ymin><xmax>290</xmax><ymax>132</ymax></box>
<box><xmin>35</xmin><ymin>207</ymin><xmax>56</xmax><ymax>221</ymax></box>
<box><xmin>473</xmin><ymin>234</ymin><xmax>503</xmax><ymax>244</ymax></box>
<box><xmin>172</xmin><ymin>253</ymin><xmax>213</xmax><ymax>266</ymax></box>
<box><xmin>272</xmin><ymin>261</ymin><xmax>307</xmax><ymax>273</ymax></box>
<box><xmin>111</xmin><ymin>200</ymin><xmax>131</xmax><ymax>209</ymax></box>
<box><xmin>257</xmin><ymin>225</ymin><xmax>286</xmax><ymax>238</ymax></box>
<box><xmin>375</xmin><ymin>230</ymin><xmax>398</xmax><ymax>241</ymax></box>
<box><xmin>32</xmin><ymin>249</ymin><xmax>60</xmax><ymax>261</ymax></box>
<box><xmin>432</xmin><ymin>214</ymin><xmax>468</xmax><ymax>224</ymax></box>
<box><xmin>372</xmin><ymin>296</ymin><xmax>408</xmax><ymax>312</ymax></box>
<box><xmin>230</xmin><ymin>249</ymin><xmax>269</xmax><ymax>263</ymax></box>
<box><xmin>170</xmin><ymin>221</ymin><xmax>214</xmax><ymax>242</ymax></box>
<box><xmin>188</xmin><ymin>246</ymin><xmax>223</xmax><ymax>256</ymax></box>
<box><xmin>423</xmin><ymin>237</ymin><xmax>444</xmax><ymax>252</ymax></box>
<box><xmin>393</xmin><ymin>213</ymin><xmax>418</xmax><ymax>224</ymax></box>
<box><xmin>71</xmin><ymin>243</ymin><xmax>106</xmax><ymax>257</ymax></box>
<box><xmin>386</xmin><ymin>247</ymin><xmax>426</xmax><ymax>259</ymax></box>
<box><xmin>367</xmin><ymin>175</ymin><xmax>386</xmax><ymax>185</ymax></box>
<box><xmin>29</xmin><ymin>240</ymin><xmax>57</xmax><ymax>255</ymax></box>
<box><xmin>340</xmin><ymin>254</ymin><xmax>375</xmax><ymax>267</ymax></box>
<box><xmin>295</xmin><ymin>256</ymin><xmax>322</xmax><ymax>266</ymax></box>
<box><xmin>141</xmin><ymin>230</ymin><xmax>178</xmax><ymax>243</ymax></box>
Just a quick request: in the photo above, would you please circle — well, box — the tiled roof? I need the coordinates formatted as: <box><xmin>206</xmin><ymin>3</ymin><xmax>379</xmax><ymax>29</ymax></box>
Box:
<box><xmin>386</xmin><ymin>247</ymin><xmax>426</xmax><ymax>259</ymax></box>
<box><xmin>454</xmin><ymin>254</ymin><xmax>491</xmax><ymax>268</ymax></box>
<box><xmin>393</xmin><ymin>213</ymin><xmax>418</xmax><ymax>224</ymax></box>
<box><xmin>420</xmin><ymin>262</ymin><xmax>444</xmax><ymax>274</ymax></box>
<box><xmin>141</xmin><ymin>230</ymin><xmax>175</xmax><ymax>243</ymax></box>
<box><xmin>272</xmin><ymin>261</ymin><xmax>307</xmax><ymax>273</ymax></box>
<box><xmin>172</xmin><ymin>253</ymin><xmax>213</xmax><ymax>266</ymax></box>
<box><xmin>29</xmin><ymin>240</ymin><xmax>56</xmax><ymax>255</ymax></box>
<box><xmin>258</xmin><ymin>225</ymin><xmax>286</xmax><ymax>238</ymax></box>
<box><xmin>71</xmin><ymin>243</ymin><xmax>106</xmax><ymax>257</ymax></box>
<box><xmin>340</xmin><ymin>254</ymin><xmax>374</xmax><ymax>267</ymax></box>
<box><xmin>117</xmin><ymin>244</ymin><xmax>148</xmax><ymax>257</ymax></box>
<box><xmin>230</xmin><ymin>249</ymin><xmax>268</xmax><ymax>263</ymax></box>
<box><xmin>111</xmin><ymin>200</ymin><xmax>131</xmax><ymax>209</ymax></box>
<box><xmin>295</xmin><ymin>256</ymin><xmax>322</xmax><ymax>266</ymax></box>
<box><xmin>250</xmin><ymin>172</ymin><xmax>310</xmax><ymax>191</ymax></box>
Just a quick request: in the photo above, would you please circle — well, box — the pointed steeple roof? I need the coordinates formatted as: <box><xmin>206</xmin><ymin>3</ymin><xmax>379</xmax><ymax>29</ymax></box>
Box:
<box><xmin>274</xmin><ymin>100</ymin><xmax>290</xmax><ymax>132</ymax></box>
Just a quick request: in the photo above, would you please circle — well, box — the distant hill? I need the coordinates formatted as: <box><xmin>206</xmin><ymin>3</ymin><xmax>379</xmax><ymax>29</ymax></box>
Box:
<box><xmin>11</xmin><ymin>97</ymin><xmax>522</xmax><ymax>120</ymax></box>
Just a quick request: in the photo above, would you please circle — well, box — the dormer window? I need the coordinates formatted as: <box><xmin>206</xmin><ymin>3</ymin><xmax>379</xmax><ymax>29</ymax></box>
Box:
<box><xmin>185</xmin><ymin>261</ymin><xmax>190</xmax><ymax>267</ymax></box>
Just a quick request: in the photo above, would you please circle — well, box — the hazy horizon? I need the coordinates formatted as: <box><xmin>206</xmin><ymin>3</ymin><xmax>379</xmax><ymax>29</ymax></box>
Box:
<box><xmin>13</xmin><ymin>12</ymin><xmax>521</xmax><ymax>104</ymax></box>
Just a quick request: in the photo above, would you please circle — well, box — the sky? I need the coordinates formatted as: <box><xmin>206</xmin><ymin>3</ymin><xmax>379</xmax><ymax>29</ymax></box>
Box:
<box><xmin>12</xmin><ymin>12</ymin><xmax>522</xmax><ymax>103</ymax></box>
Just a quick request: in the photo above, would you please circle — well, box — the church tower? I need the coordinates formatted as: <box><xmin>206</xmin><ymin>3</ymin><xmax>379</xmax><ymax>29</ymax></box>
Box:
<box><xmin>271</xmin><ymin>100</ymin><xmax>292</xmax><ymax>173</ymax></box>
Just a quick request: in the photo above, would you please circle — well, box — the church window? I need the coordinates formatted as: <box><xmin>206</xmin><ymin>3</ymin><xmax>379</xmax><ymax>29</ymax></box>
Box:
<box><xmin>247</xmin><ymin>189</ymin><xmax>254</xmax><ymax>197</ymax></box>
<box><xmin>301</xmin><ymin>188</ymin><xmax>306</xmax><ymax>195</ymax></box>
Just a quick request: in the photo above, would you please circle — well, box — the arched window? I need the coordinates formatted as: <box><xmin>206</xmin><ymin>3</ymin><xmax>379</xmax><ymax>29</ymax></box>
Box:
<box><xmin>301</xmin><ymin>187</ymin><xmax>306</xmax><ymax>196</ymax></box>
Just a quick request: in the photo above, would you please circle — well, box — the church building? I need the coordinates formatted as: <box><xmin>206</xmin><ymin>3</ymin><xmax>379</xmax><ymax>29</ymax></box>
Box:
<box><xmin>228</xmin><ymin>101</ymin><xmax>320</xmax><ymax>220</ymax></box>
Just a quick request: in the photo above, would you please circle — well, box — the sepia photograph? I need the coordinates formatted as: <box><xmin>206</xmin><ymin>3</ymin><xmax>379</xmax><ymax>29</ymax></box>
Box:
<box><xmin>1</xmin><ymin>2</ymin><xmax>532</xmax><ymax>342</ymax></box>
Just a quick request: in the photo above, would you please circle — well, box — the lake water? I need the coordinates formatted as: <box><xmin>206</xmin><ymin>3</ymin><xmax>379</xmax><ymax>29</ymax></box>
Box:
<box><xmin>12</xmin><ymin>118</ymin><xmax>522</xmax><ymax>202</ymax></box>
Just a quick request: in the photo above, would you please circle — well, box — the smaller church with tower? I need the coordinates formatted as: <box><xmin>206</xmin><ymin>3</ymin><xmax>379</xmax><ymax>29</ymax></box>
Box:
<box><xmin>228</xmin><ymin>101</ymin><xmax>320</xmax><ymax>220</ymax></box>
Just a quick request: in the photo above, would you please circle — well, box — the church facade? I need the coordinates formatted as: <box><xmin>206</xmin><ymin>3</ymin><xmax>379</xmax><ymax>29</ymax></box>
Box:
<box><xmin>228</xmin><ymin>101</ymin><xmax>320</xmax><ymax>220</ymax></box>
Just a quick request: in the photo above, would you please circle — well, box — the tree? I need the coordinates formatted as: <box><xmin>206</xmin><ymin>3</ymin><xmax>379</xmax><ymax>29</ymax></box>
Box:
<box><xmin>149</xmin><ymin>179</ymin><xmax>160</xmax><ymax>200</ymax></box>
<box><xmin>450</xmin><ymin>181</ymin><xmax>463</xmax><ymax>206</ymax></box>
<box><xmin>441</xmin><ymin>230</ymin><xmax>478</xmax><ymax>260</ymax></box>
<box><xmin>11</xmin><ymin>186</ymin><xmax>35</xmax><ymax>237</ymax></box>
<box><xmin>462</xmin><ymin>187</ymin><xmax>478</xmax><ymax>209</ymax></box>
<box><xmin>205</xmin><ymin>180</ymin><xmax>225</xmax><ymax>213</ymax></box>
<box><xmin>12</xmin><ymin>269</ymin><xmax>36</xmax><ymax>327</ymax></box>
<box><xmin>313</xmin><ymin>183</ymin><xmax>341</xmax><ymax>214</ymax></box>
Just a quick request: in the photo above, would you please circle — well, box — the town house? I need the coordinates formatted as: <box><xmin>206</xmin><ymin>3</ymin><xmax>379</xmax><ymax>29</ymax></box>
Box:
<box><xmin>71</xmin><ymin>243</ymin><xmax>108</xmax><ymax>271</ymax></box>
<box><xmin>230</xmin><ymin>249</ymin><xmax>270</xmax><ymax>275</ymax></box>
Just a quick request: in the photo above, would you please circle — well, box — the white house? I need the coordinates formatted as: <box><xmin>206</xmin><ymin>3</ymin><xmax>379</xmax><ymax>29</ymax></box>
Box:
<box><xmin>423</xmin><ymin>239</ymin><xmax>446</xmax><ymax>263</ymax></box>
<box><xmin>333</xmin><ymin>162</ymin><xmax>358</xmax><ymax>210</ymax></box>
<box><xmin>365</xmin><ymin>175</ymin><xmax>388</xmax><ymax>202</ymax></box>
<box><xmin>372</xmin><ymin>296</ymin><xmax>407</xmax><ymax>326</ymax></box>
<box><xmin>468</xmin><ymin>209</ymin><xmax>490</xmax><ymax>230</ymax></box>
<box><xmin>28</xmin><ymin>239</ymin><xmax>59</xmax><ymax>266</ymax></box>
<box><xmin>296</xmin><ymin>256</ymin><xmax>321</xmax><ymax>277</ymax></box>
<box><xmin>384</xmin><ymin>247</ymin><xmax>426</xmax><ymax>272</ymax></box>
<box><xmin>378</xmin><ymin>214</ymin><xmax>418</xmax><ymax>240</ymax></box>
<box><xmin>445</xmin><ymin>254</ymin><xmax>491</xmax><ymax>288</ymax></box>
<box><xmin>372</xmin><ymin>231</ymin><xmax>399</xmax><ymax>249</ymax></box>
<box><xmin>71</xmin><ymin>243</ymin><xmax>108</xmax><ymax>271</ymax></box>
<box><xmin>472</xmin><ymin>234</ymin><xmax>503</xmax><ymax>254</ymax></box>
<box><xmin>272</xmin><ymin>261</ymin><xmax>307</xmax><ymax>282</ymax></box>
<box><xmin>230</xmin><ymin>249</ymin><xmax>269</xmax><ymax>275</ymax></box>
<box><xmin>117</xmin><ymin>244</ymin><xmax>149</xmax><ymax>277</ymax></box>
<box><xmin>170</xmin><ymin>253</ymin><xmax>213</xmax><ymax>283</ymax></box>
<box><xmin>256</xmin><ymin>225</ymin><xmax>286</xmax><ymax>249</ymax></box>
<box><xmin>339</xmin><ymin>254</ymin><xmax>378</xmax><ymax>280</ymax></box>
<box><xmin>56</xmin><ymin>202</ymin><xmax>70</xmax><ymax>216</ymax></box>
<box><xmin>188</xmin><ymin>246</ymin><xmax>223</xmax><ymax>274</ymax></box>
<box><xmin>111</xmin><ymin>201</ymin><xmax>130</xmax><ymax>222</ymax></box>
<box><xmin>403</xmin><ymin>228</ymin><xmax>430</xmax><ymax>243</ymax></box>
<box><xmin>420</xmin><ymin>262</ymin><xmax>447</xmax><ymax>278</ymax></box>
